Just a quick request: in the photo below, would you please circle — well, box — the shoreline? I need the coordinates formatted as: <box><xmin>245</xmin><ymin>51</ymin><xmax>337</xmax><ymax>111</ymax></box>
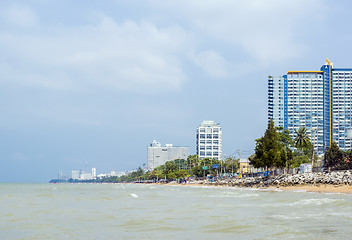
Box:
<box><xmin>53</xmin><ymin>181</ymin><xmax>352</xmax><ymax>194</ymax></box>
<box><xmin>157</xmin><ymin>182</ymin><xmax>352</xmax><ymax>194</ymax></box>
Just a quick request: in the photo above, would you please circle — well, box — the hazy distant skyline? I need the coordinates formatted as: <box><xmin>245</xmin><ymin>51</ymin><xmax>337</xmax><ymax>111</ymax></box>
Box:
<box><xmin>1</xmin><ymin>0</ymin><xmax>352</xmax><ymax>182</ymax></box>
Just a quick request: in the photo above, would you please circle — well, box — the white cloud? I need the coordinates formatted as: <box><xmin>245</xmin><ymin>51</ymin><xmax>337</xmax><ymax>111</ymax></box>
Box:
<box><xmin>0</xmin><ymin>14</ymin><xmax>192</xmax><ymax>93</ymax></box>
<box><xmin>148</xmin><ymin>0</ymin><xmax>325</xmax><ymax>65</ymax></box>
<box><xmin>0</xmin><ymin>1</ymin><xmax>329</xmax><ymax>92</ymax></box>
<box><xmin>2</xmin><ymin>4</ymin><xmax>38</xmax><ymax>27</ymax></box>
<box><xmin>192</xmin><ymin>50</ymin><xmax>228</xmax><ymax>78</ymax></box>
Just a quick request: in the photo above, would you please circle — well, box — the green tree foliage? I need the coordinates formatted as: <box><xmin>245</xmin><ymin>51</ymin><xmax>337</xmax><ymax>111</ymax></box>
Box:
<box><xmin>286</xmin><ymin>148</ymin><xmax>294</xmax><ymax>169</ymax></box>
<box><xmin>294</xmin><ymin>127</ymin><xmax>311</xmax><ymax>154</ymax></box>
<box><xmin>277</xmin><ymin>127</ymin><xmax>292</xmax><ymax>148</ymax></box>
<box><xmin>291</xmin><ymin>155</ymin><xmax>310</xmax><ymax>168</ymax></box>
<box><xmin>324</xmin><ymin>142</ymin><xmax>344</xmax><ymax>170</ymax></box>
<box><xmin>223</xmin><ymin>157</ymin><xmax>238</xmax><ymax>174</ymax></box>
<box><xmin>187</xmin><ymin>155</ymin><xmax>200</xmax><ymax>169</ymax></box>
<box><xmin>342</xmin><ymin>151</ymin><xmax>352</xmax><ymax>170</ymax></box>
<box><xmin>251</xmin><ymin>118</ymin><xmax>286</xmax><ymax>169</ymax></box>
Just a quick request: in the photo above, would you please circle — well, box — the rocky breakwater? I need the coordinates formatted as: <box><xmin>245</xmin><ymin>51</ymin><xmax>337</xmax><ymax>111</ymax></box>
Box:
<box><xmin>202</xmin><ymin>170</ymin><xmax>352</xmax><ymax>188</ymax></box>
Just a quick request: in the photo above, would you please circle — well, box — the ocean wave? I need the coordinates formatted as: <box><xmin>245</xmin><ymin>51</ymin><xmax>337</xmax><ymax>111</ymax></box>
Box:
<box><xmin>290</xmin><ymin>198</ymin><xmax>344</xmax><ymax>206</ymax></box>
<box><xmin>208</xmin><ymin>192</ymin><xmax>260</xmax><ymax>198</ymax></box>
<box><xmin>129</xmin><ymin>193</ymin><xmax>138</xmax><ymax>198</ymax></box>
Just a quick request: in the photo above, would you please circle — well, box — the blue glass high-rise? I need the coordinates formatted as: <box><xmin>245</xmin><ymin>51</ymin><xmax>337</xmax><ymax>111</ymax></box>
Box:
<box><xmin>268</xmin><ymin>59</ymin><xmax>352</xmax><ymax>154</ymax></box>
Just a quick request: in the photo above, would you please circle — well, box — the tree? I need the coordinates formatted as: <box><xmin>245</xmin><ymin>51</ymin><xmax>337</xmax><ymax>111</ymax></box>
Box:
<box><xmin>187</xmin><ymin>155</ymin><xmax>200</xmax><ymax>170</ymax></box>
<box><xmin>223</xmin><ymin>157</ymin><xmax>238</xmax><ymax>174</ymax></box>
<box><xmin>167</xmin><ymin>171</ymin><xmax>177</xmax><ymax>180</ymax></box>
<box><xmin>342</xmin><ymin>151</ymin><xmax>352</xmax><ymax>170</ymax></box>
<box><xmin>286</xmin><ymin>148</ymin><xmax>294</xmax><ymax>169</ymax></box>
<box><xmin>294</xmin><ymin>127</ymin><xmax>311</xmax><ymax>154</ymax></box>
<box><xmin>176</xmin><ymin>169</ymin><xmax>189</xmax><ymax>179</ymax></box>
<box><xmin>324</xmin><ymin>142</ymin><xmax>344</xmax><ymax>171</ymax></box>
<box><xmin>277</xmin><ymin>127</ymin><xmax>292</xmax><ymax>148</ymax></box>
<box><xmin>252</xmin><ymin>118</ymin><xmax>286</xmax><ymax>169</ymax></box>
<box><xmin>191</xmin><ymin>164</ymin><xmax>203</xmax><ymax>177</ymax></box>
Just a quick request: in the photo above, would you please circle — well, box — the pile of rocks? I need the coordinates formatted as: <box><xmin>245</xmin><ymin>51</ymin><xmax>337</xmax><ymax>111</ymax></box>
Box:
<box><xmin>203</xmin><ymin>170</ymin><xmax>352</xmax><ymax>187</ymax></box>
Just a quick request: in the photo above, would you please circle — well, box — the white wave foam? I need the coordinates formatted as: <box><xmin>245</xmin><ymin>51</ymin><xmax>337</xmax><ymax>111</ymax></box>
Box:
<box><xmin>291</xmin><ymin>198</ymin><xmax>343</xmax><ymax>206</ymax></box>
<box><xmin>209</xmin><ymin>193</ymin><xmax>259</xmax><ymax>198</ymax></box>
<box><xmin>292</xmin><ymin>189</ymin><xmax>307</xmax><ymax>193</ymax></box>
<box><xmin>271</xmin><ymin>214</ymin><xmax>301</xmax><ymax>220</ymax></box>
<box><xmin>129</xmin><ymin>193</ymin><xmax>138</xmax><ymax>198</ymax></box>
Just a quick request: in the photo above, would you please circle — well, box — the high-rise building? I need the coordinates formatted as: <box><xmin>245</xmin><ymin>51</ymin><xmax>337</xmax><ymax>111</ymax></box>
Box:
<box><xmin>71</xmin><ymin>170</ymin><xmax>80</xmax><ymax>180</ymax></box>
<box><xmin>268</xmin><ymin>59</ymin><xmax>352</xmax><ymax>154</ymax></box>
<box><xmin>147</xmin><ymin>140</ymin><xmax>189</xmax><ymax>169</ymax></box>
<box><xmin>91</xmin><ymin>168</ymin><xmax>96</xmax><ymax>179</ymax></box>
<box><xmin>196</xmin><ymin>120</ymin><xmax>222</xmax><ymax>160</ymax></box>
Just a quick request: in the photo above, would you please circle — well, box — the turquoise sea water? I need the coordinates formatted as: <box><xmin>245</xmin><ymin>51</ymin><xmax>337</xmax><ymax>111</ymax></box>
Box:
<box><xmin>1</xmin><ymin>183</ymin><xmax>352</xmax><ymax>239</ymax></box>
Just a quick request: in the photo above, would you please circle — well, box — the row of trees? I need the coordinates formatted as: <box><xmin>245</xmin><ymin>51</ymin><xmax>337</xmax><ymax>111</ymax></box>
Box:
<box><xmin>96</xmin><ymin>155</ymin><xmax>239</xmax><ymax>183</ymax></box>
<box><xmin>253</xmin><ymin>118</ymin><xmax>352</xmax><ymax>172</ymax></box>
<box><xmin>324</xmin><ymin>142</ymin><xmax>352</xmax><ymax>170</ymax></box>
<box><xmin>251</xmin><ymin>119</ymin><xmax>314</xmax><ymax>170</ymax></box>
<box><xmin>64</xmin><ymin>118</ymin><xmax>352</xmax><ymax>184</ymax></box>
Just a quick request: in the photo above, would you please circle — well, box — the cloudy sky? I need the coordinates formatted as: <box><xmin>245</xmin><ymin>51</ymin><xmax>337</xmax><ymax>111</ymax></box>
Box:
<box><xmin>1</xmin><ymin>0</ymin><xmax>352</xmax><ymax>182</ymax></box>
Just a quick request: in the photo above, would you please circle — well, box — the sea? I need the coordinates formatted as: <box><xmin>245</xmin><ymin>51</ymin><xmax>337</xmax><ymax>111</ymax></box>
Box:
<box><xmin>1</xmin><ymin>183</ymin><xmax>352</xmax><ymax>240</ymax></box>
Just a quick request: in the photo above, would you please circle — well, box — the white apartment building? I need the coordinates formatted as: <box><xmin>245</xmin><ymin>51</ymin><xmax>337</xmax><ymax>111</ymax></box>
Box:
<box><xmin>196</xmin><ymin>120</ymin><xmax>222</xmax><ymax>160</ymax></box>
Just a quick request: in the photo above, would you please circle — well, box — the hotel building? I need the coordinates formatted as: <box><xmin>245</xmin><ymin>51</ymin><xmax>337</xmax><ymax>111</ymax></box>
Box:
<box><xmin>196</xmin><ymin>120</ymin><xmax>223</xmax><ymax>160</ymax></box>
<box><xmin>268</xmin><ymin>59</ymin><xmax>352</xmax><ymax>154</ymax></box>
<box><xmin>147</xmin><ymin>140</ymin><xmax>189</xmax><ymax>170</ymax></box>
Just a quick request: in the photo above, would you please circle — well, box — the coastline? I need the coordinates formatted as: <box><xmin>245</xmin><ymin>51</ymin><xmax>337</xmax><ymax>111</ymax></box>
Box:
<box><xmin>269</xmin><ymin>185</ymin><xmax>352</xmax><ymax>194</ymax></box>
<box><xmin>55</xmin><ymin>180</ymin><xmax>352</xmax><ymax>194</ymax></box>
<box><xmin>161</xmin><ymin>182</ymin><xmax>352</xmax><ymax>194</ymax></box>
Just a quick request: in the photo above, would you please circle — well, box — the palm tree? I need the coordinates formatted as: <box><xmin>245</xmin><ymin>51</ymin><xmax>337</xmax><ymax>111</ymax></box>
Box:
<box><xmin>294</xmin><ymin>127</ymin><xmax>311</xmax><ymax>154</ymax></box>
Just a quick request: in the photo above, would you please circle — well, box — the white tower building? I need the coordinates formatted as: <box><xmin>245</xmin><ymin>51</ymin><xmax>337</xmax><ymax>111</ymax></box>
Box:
<box><xmin>91</xmin><ymin>168</ymin><xmax>96</xmax><ymax>179</ymax></box>
<box><xmin>196</xmin><ymin>120</ymin><xmax>222</xmax><ymax>160</ymax></box>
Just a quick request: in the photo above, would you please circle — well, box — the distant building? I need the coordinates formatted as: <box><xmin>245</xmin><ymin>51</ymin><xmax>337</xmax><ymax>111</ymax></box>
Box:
<box><xmin>71</xmin><ymin>168</ymin><xmax>97</xmax><ymax>180</ymax></box>
<box><xmin>71</xmin><ymin>170</ymin><xmax>80</xmax><ymax>180</ymax></box>
<box><xmin>92</xmin><ymin>168</ymin><xmax>96</xmax><ymax>178</ymax></box>
<box><xmin>147</xmin><ymin>140</ymin><xmax>189</xmax><ymax>169</ymax></box>
<box><xmin>97</xmin><ymin>171</ymin><xmax>126</xmax><ymax>179</ymax></box>
<box><xmin>80</xmin><ymin>172</ymin><xmax>93</xmax><ymax>180</ymax></box>
<box><xmin>109</xmin><ymin>171</ymin><xmax>126</xmax><ymax>177</ymax></box>
<box><xmin>196</xmin><ymin>120</ymin><xmax>222</xmax><ymax>160</ymax></box>
<box><xmin>239</xmin><ymin>159</ymin><xmax>251</xmax><ymax>174</ymax></box>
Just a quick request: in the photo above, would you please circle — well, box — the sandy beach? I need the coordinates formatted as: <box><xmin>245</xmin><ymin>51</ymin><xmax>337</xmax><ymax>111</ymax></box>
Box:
<box><xmin>274</xmin><ymin>185</ymin><xmax>352</xmax><ymax>194</ymax></box>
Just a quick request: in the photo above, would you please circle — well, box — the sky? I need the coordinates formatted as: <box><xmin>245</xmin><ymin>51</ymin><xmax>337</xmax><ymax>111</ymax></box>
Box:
<box><xmin>1</xmin><ymin>0</ymin><xmax>352</xmax><ymax>182</ymax></box>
